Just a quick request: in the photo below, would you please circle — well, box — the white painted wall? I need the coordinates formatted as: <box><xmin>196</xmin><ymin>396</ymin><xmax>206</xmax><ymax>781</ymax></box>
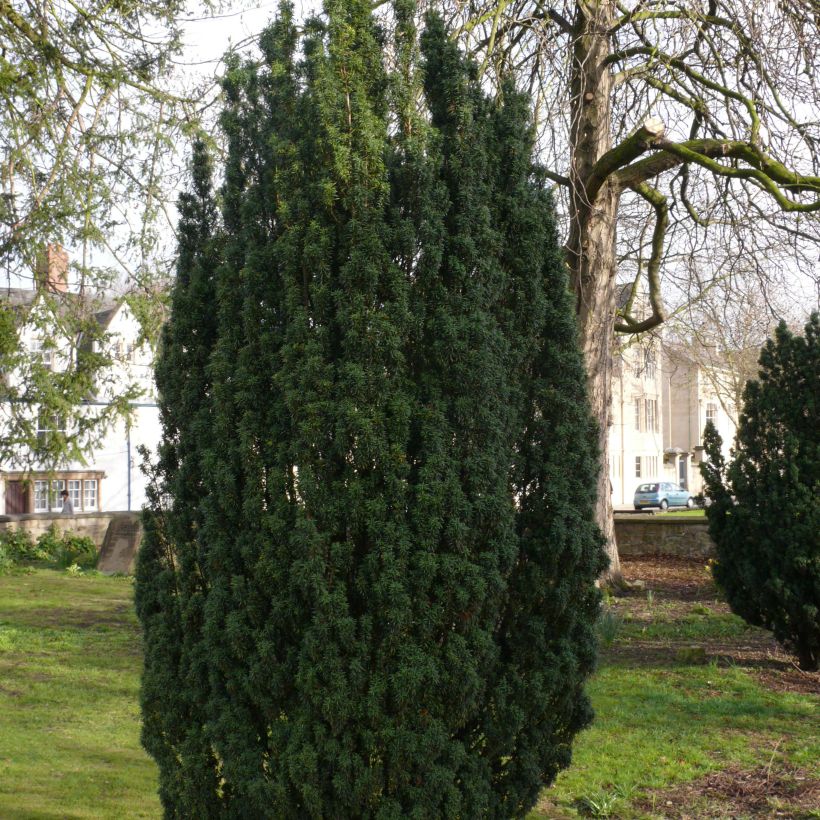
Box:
<box><xmin>610</xmin><ymin>340</ymin><xmax>667</xmax><ymax>507</ymax></box>
<box><xmin>85</xmin><ymin>405</ymin><xmax>161</xmax><ymax>511</ymax></box>
<box><xmin>662</xmin><ymin>351</ymin><xmax>737</xmax><ymax>497</ymax></box>
<box><xmin>1</xmin><ymin>297</ymin><xmax>161</xmax><ymax>512</ymax></box>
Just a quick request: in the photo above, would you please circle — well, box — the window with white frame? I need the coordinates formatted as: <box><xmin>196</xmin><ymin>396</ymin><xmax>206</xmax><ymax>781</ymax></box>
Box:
<box><xmin>37</xmin><ymin>412</ymin><xmax>66</xmax><ymax>446</ymax></box>
<box><xmin>645</xmin><ymin>398</ymin><xmax>659</xmax><ymax>432</ymax></box>
<box><xmin>68</xmin><ymin>479</ymin><xmax>81</xmax><ymax>510</ymax></box>
<box><xmin>634</xmin><ymin>397</ymin><xmax>642</xmax><ymax>431</ymax></box>
<box><xmin>646</xmin><ymin>455</ymin><xmax>658</xmax><ymax>477</ymax></box>
<box><xmin>706</xmin><ymin>402</ymin><xmax>718</xmax><ymax>426</ymax></box>
<box><xmin>644</xmin><ymin>349</ymin><xmax>657</xmax><ymax>380</ymax></box>
<box><xmin>635</xmin><ymin>456</ymin><xmax>642</xmax><ymax>478</ymax></box>
<box><xmin>50</xmin><ymin>479</ymin><xmax>65</xmax><ymax>512</ymax></box>
<box><xmin>34</xmin><ymin>480</ymin><xmax>50</xmax><ymax>512</ymax></box>
<box><xmin>83</xmin><ymin>480</ymin><xmax>98</xmax><ymax>511</ymax></box>
<box><xmin>29</xmin><ymin>338</ymin><xmax>53</xmax><ymax>369</ymax></box>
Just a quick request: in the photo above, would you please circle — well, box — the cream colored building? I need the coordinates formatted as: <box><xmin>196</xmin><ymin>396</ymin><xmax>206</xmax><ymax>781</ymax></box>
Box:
<box><xmin>610</xmin><ymin>337</ymin><xmax>670</xmax><ymax>506</ymax></box>
<box><xmin>609</xmin><ymin>338</ymin><xmax>739</xmax><ymax>506</ymax></box>
<box><xmin>661</xmin><ymin>347</ymin><xmax>737</xmax><ymax>498</ymax></box>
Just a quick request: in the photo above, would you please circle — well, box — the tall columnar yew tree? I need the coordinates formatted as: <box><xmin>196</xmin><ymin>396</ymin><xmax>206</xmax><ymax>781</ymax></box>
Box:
<box><xmin>135</xmin><ymin>138</ymin><xmax>225</xmax><ymax>815</ymax></box>
<box><xmin>136</xmin><ymin>2</ymin><xmax>605</xmax><ymax>816</ymax></box>
<box><xmin>701</xmin><ymin>314</ymin><xmax>819</xmax><ymax>672</ymax></box>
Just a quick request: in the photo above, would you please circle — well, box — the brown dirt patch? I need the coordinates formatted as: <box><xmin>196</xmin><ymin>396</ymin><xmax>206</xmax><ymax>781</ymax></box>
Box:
<box><xmin>620</xmin><ymin>556</ymin><xmax>718</xmax><ymax>601</ymax></box>
<box><xmin>12</xmin><ymin>606</ymin><xmax>132</xmax><ymax>630</ymax></box>
<box><xmin>636</xmin><ymin>764</ymin><xmax>820</xmax><ymax>819</ymax></box>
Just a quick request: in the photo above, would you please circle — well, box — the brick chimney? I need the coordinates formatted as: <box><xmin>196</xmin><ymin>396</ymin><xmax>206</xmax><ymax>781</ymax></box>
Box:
<box><xmin>35</xmin><ymin>243</ymin><xmax>69</xmax><ymax>293</ymax></box>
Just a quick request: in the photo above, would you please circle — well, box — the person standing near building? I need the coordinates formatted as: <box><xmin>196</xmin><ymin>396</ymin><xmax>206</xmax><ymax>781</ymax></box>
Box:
<box><xmin>60</xmin><ymin>489</ymin><xmax>74</xmax><ymax>515</ymax></box>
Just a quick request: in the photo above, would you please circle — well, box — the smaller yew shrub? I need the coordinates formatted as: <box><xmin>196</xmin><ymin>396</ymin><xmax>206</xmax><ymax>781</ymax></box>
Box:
<box><xmin>701</xmin><ymin>314</ymin><xmax>819</xmax><ymax>671</ymax></box>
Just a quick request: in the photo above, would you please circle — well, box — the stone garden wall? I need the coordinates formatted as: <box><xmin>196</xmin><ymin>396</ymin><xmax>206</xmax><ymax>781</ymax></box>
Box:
<box><xmin>2</xmin><ymin>511</ymin><xmax>715</xmax><ymax>568</ymax></box>
<box><xmin>0</xmin><ymin>511</ymin><xmax>143</xmax><ymax>573</ymax></box>
<box><xmin>614</xmin><ymin>515</ymin><xmax>715</xmax><ymax>559</ymax></box>
<box><xmin>0</xmin><ymin>511</ymin><xmax>120</xmax><ymax>545</ymax></box>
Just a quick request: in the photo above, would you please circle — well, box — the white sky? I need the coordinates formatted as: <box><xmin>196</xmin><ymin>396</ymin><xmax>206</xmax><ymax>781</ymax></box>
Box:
<box><xmin>57</xmin><ymin>3</ymin><xmax>322</xmax><ymax>291</ymax></box>
<box><xmin>9</xmin><ymin>1</ymin><xmax>817</xmax><ymax>313</ymax></box>
<box><xmin>180</xmin><ymin>1</ymin><xmax>320</xmax><ymax>70</ymax></box>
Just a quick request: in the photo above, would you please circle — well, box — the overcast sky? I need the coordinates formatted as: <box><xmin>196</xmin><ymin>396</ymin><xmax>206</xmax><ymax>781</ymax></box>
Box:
<box><xmin>181</xmin><ymin>1</ymin><xmax>320</xmax><ymax>71</ymax></box>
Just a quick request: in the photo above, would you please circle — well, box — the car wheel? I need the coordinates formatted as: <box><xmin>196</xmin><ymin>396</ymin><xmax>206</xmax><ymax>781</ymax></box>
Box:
<box><xmin>686</xmin><ymin>497</ymin><xmax>694</xmax><ymax>509</ymax></box>
<box><xmin>660</xmin><ymin>499</ymin><xmax>668</xmax><ymax>511</ymax></box>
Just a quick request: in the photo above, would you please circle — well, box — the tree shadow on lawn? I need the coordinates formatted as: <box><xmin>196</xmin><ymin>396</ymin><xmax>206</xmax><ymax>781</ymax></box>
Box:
<box><xmin>610</xmin><ymin>557</ymin><xmax>820</xmax><ymax>696</ymax></box>
<box><xmin>0</xmin><ymin>604</ymin><xmax>137</xmax><ymax>631</ymax></box>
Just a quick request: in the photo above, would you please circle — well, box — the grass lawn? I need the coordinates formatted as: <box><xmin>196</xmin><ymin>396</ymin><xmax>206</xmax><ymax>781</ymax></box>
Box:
<box><xmin>534</xmin><ymin>558</ymin><xmax>820</xmax><ymax>818</ymax></box>
<box><xmin>0</xmin><ymin>569</ymin><xmax>160</xmax><ymax>819</ymax></box>
<box><xmin>0</xmin><ymin>561</ymin><xmax>817</xmax><ymax>819</ymax></box>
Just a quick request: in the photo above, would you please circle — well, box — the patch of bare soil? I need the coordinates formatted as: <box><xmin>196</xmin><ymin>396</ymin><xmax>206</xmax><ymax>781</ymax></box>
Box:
<box><xmin>636</xmin><ymin>763</ymin><xmax>820</xmax><ymax>819</ymax></box>
<box><xmin>621</xmin><ymin>556</ymin><xmax>719</xmax><ymax>602</ymax></box>
<box><xmin>609</xmin><ymin>557</ymin><xmax>820</xmax><ymax>696</ymax></box>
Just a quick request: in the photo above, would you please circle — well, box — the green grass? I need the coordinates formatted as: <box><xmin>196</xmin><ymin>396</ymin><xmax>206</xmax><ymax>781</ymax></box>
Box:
<box><xmin>0</xmin><ymin>569</ymin><xmax>159</xmax><ymax>819</ymax></box>
<box><xmin>533</xmin><ymin>665</ymin><xmax>819</xmax><ymax>818</ymax></box>
<box><xmin>0</xmin><ymin>567</ymin><xmax>817</xmax><ymax>819</ymax></box>
<box><xmin>619</xmin><ymin>606</ymin><xmax>757</xmax><ymax>642</ymax></box>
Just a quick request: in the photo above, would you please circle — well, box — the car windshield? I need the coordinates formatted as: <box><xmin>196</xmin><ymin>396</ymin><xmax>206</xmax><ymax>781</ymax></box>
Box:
<box><xmin>637</xmin><ymin>483</ymin><xmax>659</xmax><ymax>492</ymax></box>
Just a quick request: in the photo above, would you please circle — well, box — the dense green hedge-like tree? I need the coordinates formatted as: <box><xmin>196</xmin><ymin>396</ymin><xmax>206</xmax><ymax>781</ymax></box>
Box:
<box><xmin>701</xmin><ymin>314</ymin><xmax>819</xmax><ymax>671</ymax></box>
<box><xmin>134</xmin><ymin>138</ymin><xmax>225</xmax><ymax>816</ymax></box>
<box><xmin>137</xmin><ymin>2</ymin><xmax>605</xmax><ymax>816</ymax></box>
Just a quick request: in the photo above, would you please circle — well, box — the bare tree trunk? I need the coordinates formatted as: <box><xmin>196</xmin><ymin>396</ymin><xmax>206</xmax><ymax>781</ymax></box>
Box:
<box><xmin>567</xmin><ymin>0</ymin><xmax>623</xmax><ymax>583</ymax></box>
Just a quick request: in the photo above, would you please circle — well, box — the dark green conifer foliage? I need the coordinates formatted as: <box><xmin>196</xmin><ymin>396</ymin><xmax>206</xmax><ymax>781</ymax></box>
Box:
<box><xmin>134</xmin><ymin>139</ymin><xmax>227</xmax><ymax>816</ymax></box>
<box><xmin>701</xmin><ymin>314</ymin><xmax>819</xmax><ymax>671</ymax></box>
<box><xmin>137</xmin><ymin>3</ymin><xmax>604</xmax><ymax>816</ymax></box>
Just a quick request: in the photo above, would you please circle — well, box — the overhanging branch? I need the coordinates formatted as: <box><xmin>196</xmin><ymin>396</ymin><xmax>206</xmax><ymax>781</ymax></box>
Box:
<box><xmin>586</xmin><ymin>117</ymin><xmax>665</xmax><ymax>201</ymax></box>
<box><xmin>615</xmin><ymin>182</ymin><xmax>667</xmax><ymax>334</ymax></box>
<box><xmin>543</xmin><ymin>168</ymin><xmax>571</xmax><ymax>187</ymax></box>
<box><xmin>614</xmin><ymin>138</ymin><xmax>820</xmax><ymax>213</ymax></box>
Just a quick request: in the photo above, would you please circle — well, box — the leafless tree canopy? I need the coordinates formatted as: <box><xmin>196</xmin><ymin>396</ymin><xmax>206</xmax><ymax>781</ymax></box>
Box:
<box><xmin>428</xmin><ymin>0</ymin><xmax>820</xmax><ymax>324</ymax></box>
<box><xmin>404</xmin><ymin>0</ymin><xmax>820</xmax><ymax>579</ymax></box>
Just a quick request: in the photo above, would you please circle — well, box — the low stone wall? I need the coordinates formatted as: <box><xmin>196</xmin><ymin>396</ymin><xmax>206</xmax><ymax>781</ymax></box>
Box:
<box><xmin>0</xmin><ymin>511</ymin><xmax>143</xmax><ymax>574</ymax></box>
<box><xmin>2</xmin><ymin>511</ymin><xmax>714</xmax><ymax>566</ymax></box>
<box><xmin>0</xmin><ymin>511</ymin><xmax>124</xmax><ymax>546</ymax></box>
<box><xmin>614</xmin><ymin>515</ymin><xmax>715</xmax><ymax>559</ymax></box>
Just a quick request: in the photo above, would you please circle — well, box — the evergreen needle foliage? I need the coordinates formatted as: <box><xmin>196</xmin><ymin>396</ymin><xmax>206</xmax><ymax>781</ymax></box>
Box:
<box><xmin>136</xmin><ymin>2</ymin><xmax>605</xmax><ymax>816</ymax></box>
<box><xmin>701</xmin><ymin>314</ymin><xmax>820</xmax><ymax>671</ymax></box>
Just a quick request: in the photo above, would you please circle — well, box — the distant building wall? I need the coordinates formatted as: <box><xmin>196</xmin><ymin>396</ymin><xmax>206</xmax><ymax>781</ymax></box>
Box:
<box><xmin>80</xmin><ymin>405</ymin><xmax>162</xmax><ymax>512</ymax></box>
<box><xmin>662</xmin><ymin>352</ymin><xmax>737</xmax><ymax>497</ymax></box>
<box><xmin>610</xmin><ymin>341</ymin><xmax>669</xmax><ymax>507</ymax></box>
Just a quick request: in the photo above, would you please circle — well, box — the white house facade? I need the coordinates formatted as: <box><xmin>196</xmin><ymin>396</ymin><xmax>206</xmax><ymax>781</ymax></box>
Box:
<box><xmin>609</xmin><ymin>337</ymin><xmax>670</xmax><ymax>507</ymax></box>
<box><xmin>610</xmin><ymin>337</ymin><xmax>738</xmax><ymax>507</ymax></box>
<box><xmin>661</xmin><ymin>347</ymin><xmax>738</xmax><ymax>498</ymax></box>
<box><xmin>1</xmin><ymin>246</ymin><xmax>161</xmax><ymax>514</ymax></box>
